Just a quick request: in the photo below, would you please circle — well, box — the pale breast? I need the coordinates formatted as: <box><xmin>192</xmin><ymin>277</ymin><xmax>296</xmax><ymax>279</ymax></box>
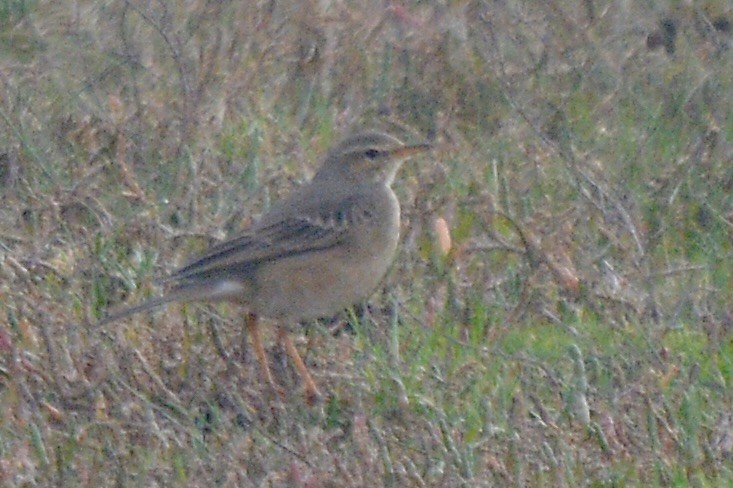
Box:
<box><xmin>249</xmin><ymin>186</ymin><xmax>401</xmax><ymax>321</ymax></box>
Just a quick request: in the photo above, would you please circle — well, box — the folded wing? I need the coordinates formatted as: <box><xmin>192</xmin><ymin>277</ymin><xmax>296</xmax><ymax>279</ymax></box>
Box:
<box><xmin>166</xmin><ymin>192</ymin><xmax>368</xmax><ymax>286</ymax></box>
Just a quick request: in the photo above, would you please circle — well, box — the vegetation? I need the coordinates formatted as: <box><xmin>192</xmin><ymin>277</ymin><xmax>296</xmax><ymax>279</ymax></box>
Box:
<box><xmin>1</xmin><ymin>1</ymin><xmax>732</xmax><ymax>485</ymax></box>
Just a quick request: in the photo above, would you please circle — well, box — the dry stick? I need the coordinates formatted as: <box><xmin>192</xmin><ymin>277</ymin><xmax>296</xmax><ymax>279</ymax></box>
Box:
<box><xmin>482</xmin><ymin>15</ymin><xmax>645</xmax><ymax>261</ymax></box>
<box><xmin>133</xmin><ymin>348</ymin><xmax>184</xmax><ymax>406</ymax></box>
<box><xmin>226</xmin><ymin>390</ymin><xmax>314</xmax><ymax>468</ymax></box>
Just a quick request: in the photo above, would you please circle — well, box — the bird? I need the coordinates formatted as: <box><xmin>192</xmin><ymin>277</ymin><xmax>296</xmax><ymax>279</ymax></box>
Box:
<box><xmin>97</xmin><ymin>130</ymin><xmax>430</xmax><ymax>403</ymax></box>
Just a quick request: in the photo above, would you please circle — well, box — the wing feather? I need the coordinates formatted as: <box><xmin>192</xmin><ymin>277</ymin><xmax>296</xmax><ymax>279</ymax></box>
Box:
<box><xmin>166</xmin><ymin>191</ymin><xmax>364</xmax><ymax>285</ymax></box>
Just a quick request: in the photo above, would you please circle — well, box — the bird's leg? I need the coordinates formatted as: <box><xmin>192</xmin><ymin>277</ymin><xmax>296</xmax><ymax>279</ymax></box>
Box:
<box><xmin>245</xmin><ymin>312</ymin><xmax>284</xmax><ymax>398</ymax></box>
<box><xmin>277</xmin><ymin>326</ymin><xmax>322</xmax><ymax>404</ymax></box>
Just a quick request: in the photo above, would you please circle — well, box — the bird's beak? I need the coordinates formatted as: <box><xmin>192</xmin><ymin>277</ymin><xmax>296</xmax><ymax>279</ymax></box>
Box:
<box><xmin>389</xmin><ymin>143</ymin><xmax>432</xmax><ymax>159</ymax></box>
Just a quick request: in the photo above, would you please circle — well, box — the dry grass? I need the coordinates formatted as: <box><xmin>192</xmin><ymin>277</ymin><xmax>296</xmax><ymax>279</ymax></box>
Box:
<box><xmin>1</xmin><ymin>0</ymin><xmax>732</xmax><ymax>486</ymax></box>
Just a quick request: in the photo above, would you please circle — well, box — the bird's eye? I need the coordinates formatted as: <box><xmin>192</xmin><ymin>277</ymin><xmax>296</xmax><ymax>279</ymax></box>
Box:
<box><xmin>364</xmin><ymin>149</ymin><xmax>380</xmax><ymax>159</ymax></box>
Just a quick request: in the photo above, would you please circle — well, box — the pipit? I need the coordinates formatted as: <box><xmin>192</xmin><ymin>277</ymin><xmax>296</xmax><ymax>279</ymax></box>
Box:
<box><xmin>98</xmin><ymin>130</ymin><xmax>430</xmax><ymax>402</ymax></box>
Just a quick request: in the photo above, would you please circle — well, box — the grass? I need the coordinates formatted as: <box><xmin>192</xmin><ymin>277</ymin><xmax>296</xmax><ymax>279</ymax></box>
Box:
<box><xmin>1</xmin><ymin>0</ymin><xmax>732</xmax><ymax>486</ymax></box>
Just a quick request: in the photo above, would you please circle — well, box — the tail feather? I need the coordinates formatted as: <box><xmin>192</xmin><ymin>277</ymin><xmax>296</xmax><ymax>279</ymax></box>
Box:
<box><xmin>95</xmin><ymin>287</ymin><xmax>202</xmax><ymax>326</ymax></box>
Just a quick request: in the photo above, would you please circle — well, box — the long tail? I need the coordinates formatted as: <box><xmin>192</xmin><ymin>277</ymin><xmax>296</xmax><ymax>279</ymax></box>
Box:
<box><xmin>95</xmin><ymin>287</ymin><xmax>204</xmax><ymax>326</ymax></box>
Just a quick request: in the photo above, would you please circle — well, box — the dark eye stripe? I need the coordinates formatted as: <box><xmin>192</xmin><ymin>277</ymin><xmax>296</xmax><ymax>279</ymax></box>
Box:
<box><xmin>364</xmin><ymin>149</ymin><xmax>380</xmax><ymax>159</ymax></box>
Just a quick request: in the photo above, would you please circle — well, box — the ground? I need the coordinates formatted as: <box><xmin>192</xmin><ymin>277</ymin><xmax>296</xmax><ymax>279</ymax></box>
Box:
<box><xmin>0</xmin><ymin>1</ymin><xmax>732</xmax><ymax>486</ymax></box>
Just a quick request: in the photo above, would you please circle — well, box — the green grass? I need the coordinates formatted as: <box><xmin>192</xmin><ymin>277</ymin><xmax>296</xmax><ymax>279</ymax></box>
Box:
<box><xmin>1</xmin><ymin>0</ymin><xmax>732</xmax><ymax>485</ymax></box>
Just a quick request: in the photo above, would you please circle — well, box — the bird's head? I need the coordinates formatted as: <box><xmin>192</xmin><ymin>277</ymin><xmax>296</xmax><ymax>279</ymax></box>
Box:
<box><xmin>314</xmin><ymin>131</ymin><xmax>430</xmax><ymax>186</ymax></box>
